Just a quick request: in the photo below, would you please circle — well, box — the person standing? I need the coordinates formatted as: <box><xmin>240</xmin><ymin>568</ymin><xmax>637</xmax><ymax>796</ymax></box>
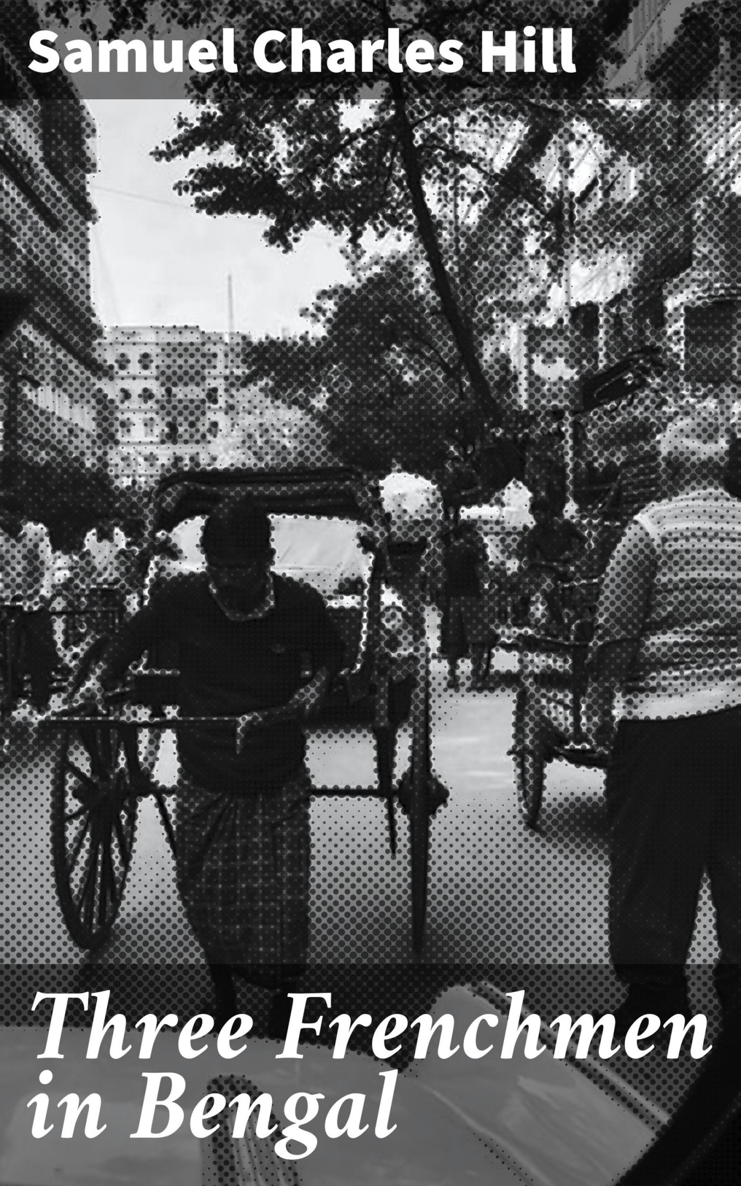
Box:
<box><xmin>82</xmin><ymin>519</ymin><xmax>130</xmax><ymax>634</ymax></box>
<box><xmin>586</xmin><ymin>412</ymin><xmax>741</xmax><ymax>1032</ymax></box>
<box><xmin>441</xmin><ymin>520</ymin><xmax>491</xmax><ymax>691</ymax></box>
<box><xmin>95</xmin><ymin>494</ymin><xmax>344</xmax><ymax>1030</ymax></box>
<box><xmin>520</xmin><ymin>497</ymin><xmax>584</xmax><ymax>632</ymax></box>
<box><xmin>0</xmin><ymin>491</ymin><xmax>57</xmax><ymax>711</ymax></box>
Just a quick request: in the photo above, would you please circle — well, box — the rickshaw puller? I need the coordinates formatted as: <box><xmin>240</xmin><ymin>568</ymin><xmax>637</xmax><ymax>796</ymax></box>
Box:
<box><xmin>97</xmin><ymin>494</ymin><xmax>344</xmax><ymax>1031</ymax></box>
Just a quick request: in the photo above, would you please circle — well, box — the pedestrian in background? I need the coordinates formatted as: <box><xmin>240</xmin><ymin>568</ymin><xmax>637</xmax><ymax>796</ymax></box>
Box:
<box><xmin>0</xmin><ymin>491</ymin><xmax>58</xmax><ymax>711</ymax></box>
<box><xmin>82</xmin><ymin>518</ymin><xmax>131</xmax><ymax>635</ymax></box>
<box><xmin>586</xmin><ymin>411</ymin><xmax>741</xmax><ymax>1032</ymax></box>
<box><xmin>441</xmin><ymin>520</ymin><xmax>491</xmax><ymax>691</ymax></box>
<box><xmin>519</xmin><ymin>497</ymin><xmax>585</xmax><ymax>633</ymax></box>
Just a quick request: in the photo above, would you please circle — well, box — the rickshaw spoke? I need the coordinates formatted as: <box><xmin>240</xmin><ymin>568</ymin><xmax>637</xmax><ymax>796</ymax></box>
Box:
<box><xmin>112</xmin><ymin>813</ymin><xmax>133</xmax><ymax>868</ymax></box>
<box><xmin>152</xmin><ymin>789</ymin><xmax>177</xmax><ymax>856</ymax></box>
<box><xmin>99</xmin><ymin>835</ymin><xmax>118</xmax><ymax>918</ymax></box>
<box><xmin>66</xmin><ymin>761</ymin><xmax>99</xmax><ymax>795</ymax></box>
<box><xmin>63</xmin><ymin>803</ymin><xmax>88</xmax><ymax>826</ymax></box>
<box><xmin>78</xmin><ymin>840</ymin><xmax>101</xmax><ymax>931</ymax></box>
<box><xmin>66</xmin><ymin>812</ymin><xmax>93</xmax><ymax>875</ymax></box>
<box><xmin>90</xmin><ymin>730</ymin><xmax>114</xmax><ymax>777</ymax></box>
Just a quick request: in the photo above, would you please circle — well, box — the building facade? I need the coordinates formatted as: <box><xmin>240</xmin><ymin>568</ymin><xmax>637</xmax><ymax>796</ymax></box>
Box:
<box><xmin>489</xmin><ymin>0</ymin><xmax>741</xmax><ymax>510</ymax></box>
<box><xmin>0</xmin><ymin>0</ymin><xmax>109</xmax><ymax>512</ymax></box>
<box><xmin>106</xmin><ymin>326</ymin><xmax>328</xmax><ymax>491</ymax></box>
<box><xmin>517</xmin><ymin>1</ymin><xmax>741</xmax><ymax>406</ymax></box>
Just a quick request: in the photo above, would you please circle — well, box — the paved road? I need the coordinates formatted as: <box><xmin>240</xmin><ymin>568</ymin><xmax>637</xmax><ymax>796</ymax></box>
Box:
<box><xmin>0</xmin><ymin>654</ymin><xmax>723</xmax><ymax>1112</ymax></box>
<box><xmin>1</xmin><ymin>653</ymin><xmax>720</xmax><ymax>968</ymax></box>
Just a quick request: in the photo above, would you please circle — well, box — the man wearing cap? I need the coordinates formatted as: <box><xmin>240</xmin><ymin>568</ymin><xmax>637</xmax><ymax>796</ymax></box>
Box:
<box><xmin>98</xmin><ymin>494</ymin><xmax>344</xmax><ymax>1028</ymax></box>
<box><xmin>586</xmin><ymin>412</ymin><xmax>741</xmax><ymax>1033</ymax></box>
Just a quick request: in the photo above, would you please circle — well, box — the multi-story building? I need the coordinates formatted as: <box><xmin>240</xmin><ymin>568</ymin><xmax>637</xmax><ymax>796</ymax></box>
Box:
<box><xmin>0</xmin><ymin>0</ymin><xmax>110</xmax><ymax>510</ymax></box>
<box><xmin>498</xmin><ymin>0</ymin><xmax>741</xmax><ymax>507</ymax></box>
<box><xmin>106</xmin><ymin>326</ymin><xmax>327</xmax><ymax>490</ymax></box>
<box><xmin>106</xmin><ymin>326</ymin><xmax>224</xmax><ymax>489</ymax></box>
<box><xmin>648</xmin><ymin>3</ymin><xmax>741</xmax><ymax>398</ymax></box>
<box><xmin>530</xmin><ymin>0</ymin><xmax>741</xmax><ymax>401</ymax></box>
<box><xmin>606</xmin><ymin>0</ymin><xmax>703</xmax><ymax>96</ymax></box>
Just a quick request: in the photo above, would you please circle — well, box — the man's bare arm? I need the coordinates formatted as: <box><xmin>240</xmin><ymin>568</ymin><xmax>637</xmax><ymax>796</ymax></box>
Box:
<box><xmin>288</xmin><ymin>667</ymin><xmax>331</xmax><ymax>721</ymax></box>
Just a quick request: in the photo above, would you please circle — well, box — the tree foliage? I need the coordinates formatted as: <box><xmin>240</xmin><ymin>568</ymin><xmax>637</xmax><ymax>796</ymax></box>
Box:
<box><xmin>244</xmin><ymin>251</ymin><xmax>520</xmax><ymax>487</ymax></box>
<box><xmin>50</xmin><ymin>0</ymin><xmax>640</xmax><ymax>489</ymax></box>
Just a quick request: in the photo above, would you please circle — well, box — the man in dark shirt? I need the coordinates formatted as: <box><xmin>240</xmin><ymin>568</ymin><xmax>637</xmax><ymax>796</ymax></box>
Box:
<box><xmin>519</xmin><ymin>498</ymin><xmax>585</xmax><ymax>631</ymax></box>
<box><xmin>98</xmin><ymin>494</ymin><xmax>344</xmax><ymax>1028</ymax></box>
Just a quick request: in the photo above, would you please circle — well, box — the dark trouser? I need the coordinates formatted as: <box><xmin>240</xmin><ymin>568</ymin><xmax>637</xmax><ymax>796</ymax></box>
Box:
<box><xmin>606</xmin><ymin>708</ymin><xmax>741</xmax><ymax>991</ymax></box>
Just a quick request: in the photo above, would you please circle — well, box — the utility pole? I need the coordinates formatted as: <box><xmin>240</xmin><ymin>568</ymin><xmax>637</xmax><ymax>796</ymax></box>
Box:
<box><xmin>561</xmin><ymin>118</ymin><xmax>578</xmax><ymax>513</ymax></box>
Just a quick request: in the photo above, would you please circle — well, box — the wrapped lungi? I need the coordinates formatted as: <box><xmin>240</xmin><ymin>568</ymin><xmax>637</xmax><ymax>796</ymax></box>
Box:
<box><xmin>176</xmin><ymin>769</ymin><xmax>311</xmax><ymax>970</ymax></box>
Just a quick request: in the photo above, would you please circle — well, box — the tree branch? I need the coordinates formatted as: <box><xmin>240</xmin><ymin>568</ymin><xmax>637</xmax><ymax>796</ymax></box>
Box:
<box><xmin>386</xmin><ymin>70</ymin><xmax>502</xmax><ymax>425</ymax></box>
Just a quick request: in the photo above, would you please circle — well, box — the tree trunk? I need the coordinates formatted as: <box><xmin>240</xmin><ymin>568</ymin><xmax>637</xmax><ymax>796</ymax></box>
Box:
<box><xmin>387</xmin><ymin>73</ymin><xmax>503</xmax><ymax>428</ymax></box>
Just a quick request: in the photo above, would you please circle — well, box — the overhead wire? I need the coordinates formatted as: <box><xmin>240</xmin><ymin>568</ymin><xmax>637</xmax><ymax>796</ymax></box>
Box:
<box><xmin>89</xmin><ymin>183</ymin><xmax>343</xmax><ymax>243</ymax></box>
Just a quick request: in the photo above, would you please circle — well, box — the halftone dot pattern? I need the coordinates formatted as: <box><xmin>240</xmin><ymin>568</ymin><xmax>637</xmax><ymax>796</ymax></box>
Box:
<box><xmin>3</xmin><ymin>4</ymin><xmax>741</xmax><ymax>1176</ymax></box>
<box><xmin>201</xmin><ymin>1076</ymin><xmax>299</xmax><ymax>1186</ymax></box>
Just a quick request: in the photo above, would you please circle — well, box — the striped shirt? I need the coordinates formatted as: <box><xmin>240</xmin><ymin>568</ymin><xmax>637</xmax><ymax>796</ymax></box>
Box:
<box><xmin>617</xmin><ymin>489</ymin><xmax>741</xmax><ymax>718</ymax></box>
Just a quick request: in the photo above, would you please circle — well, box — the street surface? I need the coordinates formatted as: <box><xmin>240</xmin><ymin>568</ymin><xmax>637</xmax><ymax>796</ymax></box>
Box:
<box><xmin>0</xmin><ymin>648</ymin><xmax>722</xmax><ymax>1113</ymax></box>
<box><xmin>1</xmin><ymin>652</ymin><xmax>720</xmax><ymax>967</ymax></box>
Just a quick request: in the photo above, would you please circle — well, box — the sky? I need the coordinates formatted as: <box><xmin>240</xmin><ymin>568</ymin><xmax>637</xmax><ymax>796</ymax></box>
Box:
<box><xmin>87</xmin><ymin>99</ymin><xmax>351</xmax><ymax>336</ymax></box>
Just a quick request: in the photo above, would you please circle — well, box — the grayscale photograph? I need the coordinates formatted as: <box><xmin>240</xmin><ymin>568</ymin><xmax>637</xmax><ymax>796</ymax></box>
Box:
<box><xmin>1</xmin><ymin>1</ymin><xmax>741</xmax><ymax>1183</ymax></box>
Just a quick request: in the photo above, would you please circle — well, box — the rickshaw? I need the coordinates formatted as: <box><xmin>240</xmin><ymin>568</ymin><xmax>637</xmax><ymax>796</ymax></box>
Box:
<box><xmin>505</xmin><ymin>524</ymin><xmax>608</xmax><ymax>829</ymax></box>
<box><xmin>47</xmin><ymin>467</ymin><xmax>446</xmax><ymax>956</ymax></box>
<box><xmin>507</xmin><ymin>349</ymin><xmax>665</xmax><ymax>828</ymax></box>
<box><xmin>508</xmin><ymin>625</ymin><xmax>607</xmax><ymax>828</ymax></box>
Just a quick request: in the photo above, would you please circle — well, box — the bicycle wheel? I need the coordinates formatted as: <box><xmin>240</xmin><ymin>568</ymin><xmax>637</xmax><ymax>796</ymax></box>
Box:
<box><xmin>52</xmin><ymin>722</ymin><xmax>138</xmax><ymax>951</ymax></box>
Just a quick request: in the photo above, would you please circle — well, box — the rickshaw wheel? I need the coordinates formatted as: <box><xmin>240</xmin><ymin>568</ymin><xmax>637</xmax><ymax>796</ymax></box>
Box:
<box><xmin>410</xmin><ymin>797</ymin><xmax>430</xmax><ymax>953</ymax></box>
<box><xmin>52</xmin><ymin>723</ymin><xmax>138</xmax><ymax>951</ymax></box>
<box><xmin>512</xmin><ymin>683</ymin><xmax>546</xmax><ymax>829</ymax></box>
<box><xmin>409</xmin><ymin>650</ymin><xmax>432</xmax><ymax>955</ymax></box>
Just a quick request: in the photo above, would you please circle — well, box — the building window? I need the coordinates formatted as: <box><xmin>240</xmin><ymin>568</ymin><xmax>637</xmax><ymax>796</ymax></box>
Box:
<box><xmin>116</xmin><ymin>354</ymin><xmax>130</xmax><ymax>371</ymax></box>
<box><xmin>209</xmin><ymin>420</ymin><xmax>219</xmax><ymax>438</ymax></box>
<box><xmin>139</xmin><ymin>353</ymin><xmax>153</xmax><ymax>370</ymax></box>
